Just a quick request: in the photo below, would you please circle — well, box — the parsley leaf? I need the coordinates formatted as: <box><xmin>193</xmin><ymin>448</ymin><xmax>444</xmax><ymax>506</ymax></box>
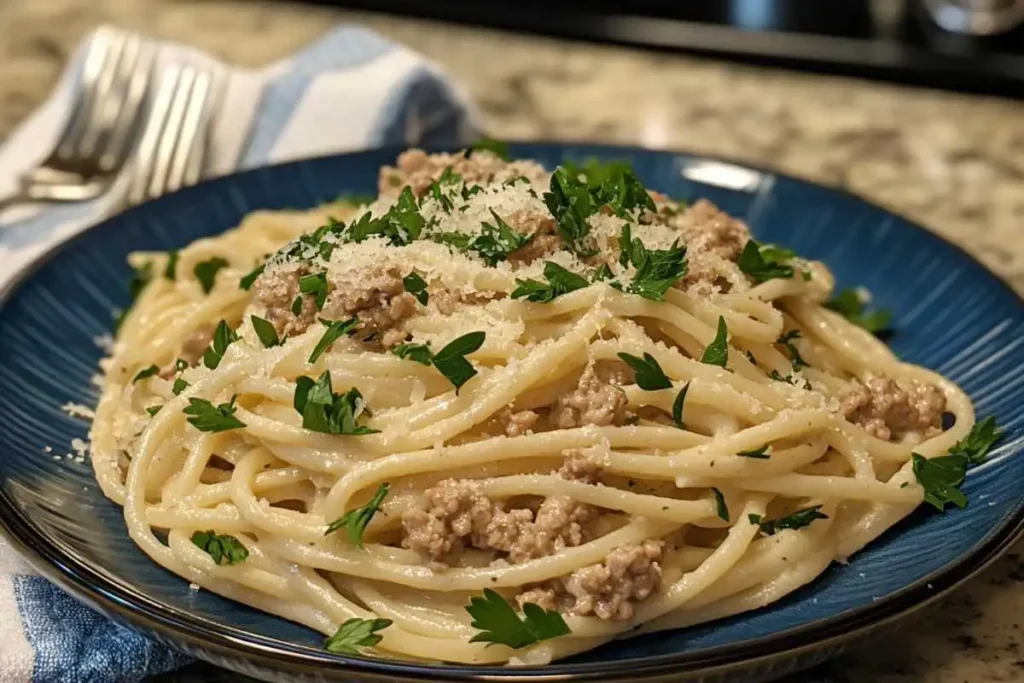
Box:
<box><xmin>712</xmin><ymin>487</ymin><xmax>729</xmax><ymax>521</ymax></box>
<box><xmin>293</xmin><ymin>371</ymin><xmax>378</xmax><ymax>436</ymax></box>
<box><xmin>737</xmin><ymin>445</ymin><xmax>771</xmax><ymax>459</ymax></box>
<box><xmin>912</xmin><ymin>453</ymin><xmax>969</xmax><ymax>511</ymax></box>
<box><xmin>737</xmin><ymin>444</ymin><xmax>770</xmax><ymax>458</ymax></box>
<box><xmin>618</xmin><ymin>224</ymin><xmax>688</xmax><ymax>301</ymax></box>
<box><xmin>164</xmin><ymin>250</ymin><xmax>179</xmax><ymax>280</ymax></box>
<box><xmin>756</xmin><ymin>505</ymin><xmax>828</xmax><ymax>536</ymax></box>
<box><xmin>325</xmin><ymin>483</ymin><xmax>389</xmax><ymax>547</ymax></box>
<box><xmin>672</xmin><ymin>381</ymin><xmax>689</xmax><ymax>429</ymax></box>
<box><xmin>432</xmin><ymin>231</ymin><xmax>472</xmax><ymax>250</ymax></box>
<box><xmin>737</xmin><ymin>240</ymin><xmax>796</xmax><ymax>283</ymax></box>
<box><xmin>466</xmin><ymin>588</ymin><xmax>570</xmax><ymax>649</ymax></box>
<box><xmin>239</xmin><ymin>263</ymin><xmax>265</xmax><ymax>290</ymax></box>
<box><xmin>291</xmin><ymin>295</ymin><xmax>303</xmax><ymax>315</ymax></box>
<box><xmin>183</xmin><ymin>396</ymin><xmax>246</xmax><ymax>433</ymax></box>
<box><xmin>299</xmin><ymin>271</ymin><xmax>329</xmax><ymax>310</ymax></box>
<box><xmin>826</xmin><ymin>289</ymin><xmax>892</xmax><ymax>334</ymax></box>
<box><xmin>324</xmin><ymin>617</ymin><xmax>393</xmax><ymax>656</ymax></box>
<box><xmin>778</xmin><ymin>330</ymin><xmax>809</xmax><ymax>370</ymax></box>
<box><xmin>564</xmin><ymin>159</ymin><xmax>656</xmax><ymax>218</ymax></box>
<box><xmin>194</xmin><ymin>257</ymin><xmax>229</xmax><ymax>294</ymax></box>
<box><xmin>700</xmin><ymin>316</ymin><xmax>729</xmax><ymax>367</ymax></box>
<box><xmin>132</xmin><ymin>365</ymin><xmax>159</xmax><ymax>383</ymax></box>
<box><xmin>129</xmin><ymin>262</ymin><xmax>153</xmax><ymax>299</ymax></box>
<box><xmin>511</xmin><ymin>262</ymin><xmax>589</xmax><ymax>303</ymax></box>
<box><xmin>146</xmin><ymin>405</ymin><xmax>162</xmax><ymax>417</ymax></box>
<box><xmin>544</xmin><ymin>167</ymin><xmax>598</xmax><ymax>257</ymax></box>
<box><xmin>391</xmin><ymin>342</ymin><xmax>434</xmax><ymax>365</ymax></box>
<box><xmin>617</xmin><ymin>352</ymin><xmax>672</xmax><ymax>390</ymax></box>
<box><xmin>251</xmin><ymin>316</ymin><xmax>282</xmax><ymax>348</ymax></box>
<box><xmin>309</xmin><ymin>317</ymin><xmax>360</xmax><ymax>364</ymax></box>
<box><xmin>433</xmin><ymin>332</ymin><xmax>486</xmax><ymax>393</ymax></box>
<box><xmin>172</xmin><ymin>377</ymin><xmax>189</xmax><ymax>395</ymax></box>
<box><xmin>203</xmin><ymin>320</ymin><xmax>240</xmax><ymax>370</ymax></box>
<box><xmin>190</xmin><ymin>530</ymin><xmax>248</xmax><ymax>565</ymax></box>
<box><xmin>470</xmin><ymin>137</ymin><xmax>510</xmax><ymax>160</ymax></box>
<box><xmin>472</xmin><ymin>210</ymin><xmax>533</xmax><ymax>266</ymax></box>
<box><xmin>769</xmin><ymin>370</ymin><xmax>811</xmax><ymax>389</ymax></box>
<box><xmin>402</xmin><ymin>272</ymin><xmax>429</xmax><ymax>305</ymax></box>
<box><xmin>948</xmin><ymin>416</ymin><xmax>1004</xmax><ymax>464</ymax></box>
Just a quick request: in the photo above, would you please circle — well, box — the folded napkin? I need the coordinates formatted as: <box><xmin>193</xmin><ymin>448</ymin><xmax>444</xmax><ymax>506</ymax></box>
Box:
<box><xmin>0</xmin><ymin>25</ymin><xmax>477</xmax><ymax>683</ymax></box>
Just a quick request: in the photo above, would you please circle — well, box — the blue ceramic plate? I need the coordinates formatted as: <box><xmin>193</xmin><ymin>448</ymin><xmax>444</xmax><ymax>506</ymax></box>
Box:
<box><xmin>0</xmin><ymin>144</ymin><xmax>1021</xmax><ymax>683</ymax></box>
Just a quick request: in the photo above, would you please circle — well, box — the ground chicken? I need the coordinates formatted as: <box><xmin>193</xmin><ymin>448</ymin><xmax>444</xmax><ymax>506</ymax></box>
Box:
<box><xmin>401</xmin><ymin>479</ymin><xmax>597</xmax><ymax>565</ymax></box>
<box><xmin>504</xmin><ymin>211</ymin><xmax>562</xmax><ymax>267</ymax></box>
<box><xmin>550</xmin><ymin>361</ymin><xmax>631</xmax><ymax>430</ymax></box>
<box><xmin>558</xmin><ymin>450</ymin><xmax>602</xmax><ymax>484</ymax></box>
<box><xmin>431</xmin><ymin>289</ymin><xmax>506</xmax><ymax>316</ymax></box>
<box><xmin>498</xmin><ymin>408</ymin><xmax>540</xmax><ymax>437</ymax></box>
<box><xmin>252</xmin><ymin>264</ymin><xmax>319</xmax><ymax>337</ymax></box>
<box><xmin>379</xmin><ymin>149</ymin><xmax>548</xmax><ymax>198</ymax></box>
<box><xmin>673</xmin><ymin>199</ymin><xmax>751</xmax><ymax>260</ymax></box>
<box><xmin>517</xmin><ymin>540</ymin><xmax>664</xmax><ymax>620</ymax></box>
<box><xmin>160</xmin><ymin>325</ymin><xmax>215</xmax><ymax>377</ymax></box>
<box><xmin>840</xmin><ymin>376</ymin><xmax>946</xmax><ymax>441</ymax></box>
<box><xmin>321</xmin><ymin>265</ymin><xmax>419</xmax><ymax>349</ymax></box>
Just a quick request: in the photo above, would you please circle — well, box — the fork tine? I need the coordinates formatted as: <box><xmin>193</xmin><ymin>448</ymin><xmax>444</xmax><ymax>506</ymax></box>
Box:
<box><xmin>164</xmin><ymin>69</ymin><xmax>213</xmax><ymax>194</ymax></box>
<box><xmin>146</xmin><ymin>66</ymin><xmax>197</xmax><ymax>199</ymax></box>
<box><xmin>78</xmin><ymin>32</ymin><xmax>141</xmax><ymax>159</ymax></box>
<box><xmin>98</xmin><ymin>40</ymin><xmax>156</xmax><ymax>173</ymax></box>
<box><xmin>59</xmin><ymin>29</ymin><xmax>128</xmax><ymax>161</ymax></box>
<box><xmin>127</xmin><ymin>64</ymin><xmax>181</xmax><ymax>205</ymax></box>
<box><xmin>52</xmin><ymin>27</ymin><xmax>115</xmax><ymax>160</ymax></box>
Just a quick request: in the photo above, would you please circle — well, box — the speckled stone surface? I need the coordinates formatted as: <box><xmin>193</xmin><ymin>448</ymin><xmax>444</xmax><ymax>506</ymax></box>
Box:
<box><xmin>0</xmin><ymin>1</ymin><xmax>1022</xmax><ymax>681</ymax></box>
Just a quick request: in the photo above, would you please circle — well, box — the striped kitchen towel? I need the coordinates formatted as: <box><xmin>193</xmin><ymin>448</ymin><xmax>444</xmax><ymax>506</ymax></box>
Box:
<box><xmin>0</xmin><ymin>24</ymin><xmax>478</xmax><ymax>683</ymax></box>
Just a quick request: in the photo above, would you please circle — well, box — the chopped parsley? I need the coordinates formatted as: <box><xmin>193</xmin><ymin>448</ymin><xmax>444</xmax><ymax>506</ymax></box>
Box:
<box><xmin>737</xmin><ymin>240</ymin><xmax>796</xmax><ymax>283</ymax></box>
<box><xmin>948</xmin><ymin>416</ymin><xmax>1004</xmax><ymax>464</ymax></box>
<box><xmin>470</xmin><ymin>137</ymin><xmax>511</xmax><ymax>160</ymax></box>
<box><xmin>194</xmin><ymin>257</ymin><xmax>229</xmax><ymax>294</ymax></box>
<box><xmin>466</xmin><ymin>588</ymin><xmax>570</xmax><ymax>649</ymax></box>
<box><xmin>251</xmin><ymin>316</ymin><xmax>282</xmax><ymax>348</ymax></box>
<box><xmin>309</xmin><ymin>317</ymin><xmax>360</xmax><ymax>364</ymax></box>
<box><xmin>293</xmin><ymin>371</ymin><xmax>378</xmax><ymax>436</ymax></box>
<box><xmin>291</xmin><ymin>295</ymin><xmax>303</xmax><ymax>315</ymax></box>
<box><xmin>324</xmin><ymin>617</ymin><xmax>393</xmax><ymax>656</ymax></box>
<box><xmin>712</xmin><ymin>488</ymin><xmax>729</xmax><ymax>521</ymax></box>
<box><xmin>769</xmin><ymin>370</ymin><xmax>811</xmax><ymax>389</ymax></box>
<box><xmin>132</xmin><ymin>365</ymin><xmax>159</xmax><ymax>383</ymax></box>
<box><xmin>341</xmin><ymin>187</ymin><xmax>425</xmax><ymax>246</ymax></box>
<box><xmin>564</xmin><ymin>159</ymin><xmax>655</xmax><ymax>218</ymax></box>
<box><xmin>472</xmin><ymin>210</ymin><xmax>533</xmax><ymax>266</ymax></box>
<box><xmin>183</xmin><ymin>396</ymin><xmax>246</xmax><ymax>433</ymax></box>
<box><xmin>826</xmin><ymin>289</ymin><xmax>892</xmax><ymax>334</ymax></box>
<box><xmin>299</xmin><ymin>271</ymin><xmax>329</xmax><ymax>310</ymax></box>
<box><xmin>618</xmin><ymin>224</ymin><xmax>688</xmax><ymax>301</ymax></box>
<box><xmin>544</xmin><ymin>167</ymin><xmax>598</xmax><ymax>257</ymax></box>
<box><xmin>737</xmin><ymin>445</ymin><xmax>771</xmax><ymax>459</ymax></box>
<box><xmin>700</xmin><ymin>316</ymin><xmax>729</xmax><ymax>367</ymax></box>
<box><xmin>617</xmin><ymin>352</ymin><xmax>672</xmax><ymax>390</ymax></box>
<box><xmin>172</xmin><ymin>377</ymin><xmax>189</xmax><ymax>395</ymax></box>
<box><xmin>391</xmin><ymin>342</ymin><xmax>433</xmax><ymax>365</ymax></box>
<box><xmin>756</xmin><ymin>506</ymin><xmax>828</xmax><ymax>535</ymax></box>
<box><xmin>402</xmin><ymin>272</ymin><xmax>429</xmax><ymax>305</ymax></box>
<box><xmin>203</xmin><ymin>320</ymin><xmax>240</xmax><ymax>370</ymax></box>
<box><xmin>912</xmin><ymin>453</ymin><xmax>968</xmax><ymax>511</ymax></box>
<box><xmin>432</xmin><ymin>331</ymin><xmax>486</xmax><ymax>393</ymax></box>
<box><xmin>511</xmin><ymin>261</ymin><xmax>589</xmax><ymax>303</ymax></box>
<box><xmin>239</xmin><ymin>263</ymin><xmax>265</xmax><ymax>290</ymax></box>
<box><xmin>190</xmin><ymin>531</ymin><xmax>248</xmax><ymax>565</ymax></box>
<box><xmin>672</xmin><ymin>381</ymin><xmax>690</xmax><ymax>429</ymax></box>
<box><xmin>164</xmin><ymin>250</ymin><xmax>179</xmax><ymax>280</ymax></box>
<box><xmin>325</xmin><ymin>483</ymin><xmax>389</xmax><ymax>547</ymax></box>
<box><xmin>146</xmin><ymin>405</ymin><xmax>162</xmax><ymax>417</ymax></box>
<box><xmin>778</xmin><ymin>330</ymin><xmax>809</xmax><ymax>370</ymax></box>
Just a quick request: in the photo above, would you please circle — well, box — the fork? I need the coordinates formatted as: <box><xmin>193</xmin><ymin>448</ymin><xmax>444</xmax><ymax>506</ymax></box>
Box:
<box><xmin>0</xmin><ymin>27</ymin><xmax>155</xmax><ymax>212</ymax></box>
<box><xmin>123</xmin><ymin>62</ymin><xmax>217</xmax><ymax>207</ymax></box>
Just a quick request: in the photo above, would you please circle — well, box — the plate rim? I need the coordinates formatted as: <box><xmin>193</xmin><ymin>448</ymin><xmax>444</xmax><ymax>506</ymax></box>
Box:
<box><xmin>0</xmin><ymin>141</ymin><xmax>1021</xmax><ymax>680</ymax></box>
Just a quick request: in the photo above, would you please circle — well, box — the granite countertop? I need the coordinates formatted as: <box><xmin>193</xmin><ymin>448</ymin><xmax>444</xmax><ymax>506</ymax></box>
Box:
<box><xmin>1</xmin><ymin>1</ymin><xmax>1022</xmax><ymax>681</ymax></box>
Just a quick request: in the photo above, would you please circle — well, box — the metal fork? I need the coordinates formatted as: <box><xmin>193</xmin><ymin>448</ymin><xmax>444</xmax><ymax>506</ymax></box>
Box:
<box><xmin>124</xmin><ymin>62</ymin><xmax>216</xmax><ymax>207</ymax></box>
<box><xmin>0</xmin><ymin>27</ymin><xmax>155</xmax><ymax>212</ymax></box>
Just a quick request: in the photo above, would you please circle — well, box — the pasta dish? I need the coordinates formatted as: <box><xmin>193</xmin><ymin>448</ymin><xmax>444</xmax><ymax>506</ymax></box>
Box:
<box><xmin>90</xmin><ymin>144</ymin><xmax>999</xmax><ymax>664</ymax></box>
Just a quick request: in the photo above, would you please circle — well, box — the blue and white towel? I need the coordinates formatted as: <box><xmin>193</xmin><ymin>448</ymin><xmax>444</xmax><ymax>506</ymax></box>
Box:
<box><xmin>0</xmin><ymin>25</ymin><xmax>477</xmax><ymax>682</ymax></box>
